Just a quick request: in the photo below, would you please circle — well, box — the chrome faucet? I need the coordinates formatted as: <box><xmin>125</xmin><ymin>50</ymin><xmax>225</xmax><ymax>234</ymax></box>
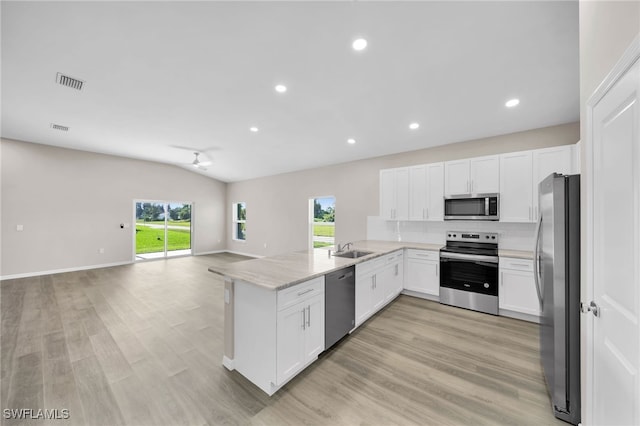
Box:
<box><xmin>336</xmin><ymin>242</ymin><xmax>353</xmax><ymax>253</ymax></box>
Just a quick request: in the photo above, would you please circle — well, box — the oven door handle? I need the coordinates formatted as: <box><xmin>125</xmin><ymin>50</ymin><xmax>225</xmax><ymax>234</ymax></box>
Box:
<box><xmin>439</xmin><ymin>252</ymin><xmax>499</xmax><ymax>264</ymax></box>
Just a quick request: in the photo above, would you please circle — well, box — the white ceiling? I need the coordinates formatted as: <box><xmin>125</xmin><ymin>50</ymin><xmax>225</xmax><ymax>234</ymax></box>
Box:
<box><xmin>1</xmin><ymin>1</ymin><xmax>579</xmax><ymax>183</ymax></box>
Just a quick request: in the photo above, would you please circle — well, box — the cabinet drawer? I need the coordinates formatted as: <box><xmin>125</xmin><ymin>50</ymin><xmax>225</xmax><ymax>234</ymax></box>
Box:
<box><xmin>383</xmin><ymin>250</ymin><xmax>403</xmax><ymax>264</ymax></box>
<box><xmin>356</xmin><ymin>257</ymin><xmax>385</xmax><ymax>276</ymax></box>
<box><xmin>277</xmin><ymin>276</ymin><xmax>324</xmax><ymax>311</ymax></box>
<box><xmin>407</xmin><ymin>249</ymin><xmax>439</xmax><ymax>261</ymax></box>
<box><xmin>500</xmin><ymin>258</ymin><xmax>533</xmax><ymax>272</ymax></box>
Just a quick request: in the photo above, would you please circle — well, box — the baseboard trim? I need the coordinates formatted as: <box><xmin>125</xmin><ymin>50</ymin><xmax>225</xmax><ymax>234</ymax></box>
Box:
<box><xmin>195</xmin><ymin>250</ymin><xmax>226</xmax><ymax>256</ymax></box>
<box><xmin>225</xmin><ymin>250</ymin><xmax>264</xmax><ymax>259</ymax></box>
<box><xmin>499</xmin><ymin>308</ymin><xmax>540</xmax><ymax>324</ymax></box>
<box><xmin>401</xmin><ymin>289</ymin><xmax>439</xmax><ymax>302</ymax></box>
<box><xmin>222</xmin><ymin>356</ymin><xmax>235</xmax><ymax>371</ymax></box>
<box><xmin>1</xmin><ymin>260</ymin><xmax>133</xmax><ymax>281</ymax></box>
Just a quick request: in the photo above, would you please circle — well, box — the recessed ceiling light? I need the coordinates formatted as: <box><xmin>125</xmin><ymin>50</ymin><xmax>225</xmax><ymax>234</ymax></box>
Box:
<box><xmin>347</xmin><ymin>138</ymin><xmax>356</xmax><ymax>144</ymax></box>
<box><xmin>409</xmin><ymin>122</ymin><xmax>420</xmax><ymax>130</ymax></box>
<box><xmin>250</xmin><ymin>127</ymin><xmax>259</xmax><ymax>132</ymax></box>
<box><xmin>352</xmin><ymin>38</ymin><xmax>368</xmax><ymax>51</ymax></box>
<box><xmin>505</xmin><ymin>98</ymin><xmax>520</xmax><ymax>108</ymax></box>
<box><xmin>275</xmin><ymin>84</ymin><xmax>287</xmax><ymax>93</ymax></box>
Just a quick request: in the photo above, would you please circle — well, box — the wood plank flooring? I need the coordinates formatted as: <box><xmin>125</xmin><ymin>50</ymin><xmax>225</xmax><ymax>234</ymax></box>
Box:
<box><xmin>1</xmin><ymin>253</ymin><xmax>564</xmax><ymax>425</ymax></box>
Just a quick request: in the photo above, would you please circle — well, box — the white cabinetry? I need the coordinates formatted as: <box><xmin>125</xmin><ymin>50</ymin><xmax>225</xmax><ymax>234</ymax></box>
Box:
<box><xmin>355</xmin><ymin>251</ymin><xmax>404</xmax><ymax>327</ymax></box>
<box><xmin>499</xmin><ymin>151</ymin><xmax>534</xmax><ymax>222</ymax></box>
<box><xmin>426</xmin><ymin>163</ymin><xmax>444</xmax><ymax>220</ymax></box>
<box><xmin>532</xmin><ymin>145</ymin><xmax>573</xmax><ymax>221</ymax></box>
<box><xmin>407</xmin><ymin>163</ymin><xmax>444</xmax><ymax>221</ymax></box>
<box><xmin>404</xmin><ymin>249</ymin><xmax>439</xmax><ymax>298</ymax></box>
<box><xmin>500</xmin><ymin>145</ymin><xmax>575</xmax><ymax>223</ymax></box>
<box><xmin>498</xmin><ymin>258</ymin><xmax>539</xmax><ymax>322</ymax></box>
<box><xmin>234</xmin><ymin>276</ymin><xmax>325</xmax><ymax>395</ymax></box>
<box><xmin>380</xmin><ymin>168</ymin><xmax>409</xmax><ymax>220</ymax></box>
<box><xmin>408</xmin><ymin>165</ymin><xmax>427</xmax><ymax>221</ymax></box>
<box><xmin>445</xmin><ymin>156</ymin><xmax>499</xmax><ymax>196</ymax></box>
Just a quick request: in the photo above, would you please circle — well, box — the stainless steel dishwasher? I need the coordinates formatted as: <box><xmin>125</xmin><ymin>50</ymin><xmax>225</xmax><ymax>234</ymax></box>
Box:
<box><xmin>324</xmin><ymin>266</ymin><xmax>356</xmax><ymax>349</ymax></box>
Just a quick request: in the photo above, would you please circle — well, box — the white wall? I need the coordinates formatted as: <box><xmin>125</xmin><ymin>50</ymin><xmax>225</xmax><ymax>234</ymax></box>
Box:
<box><xmin>1</xmin><ymin>139</ymin><xmax>227</xmax><ymax>278</ymax></box>
<box><xmin>227</xmin><ymin>122</ymin><xmax>579</xmax><ymax>257</ymax></box>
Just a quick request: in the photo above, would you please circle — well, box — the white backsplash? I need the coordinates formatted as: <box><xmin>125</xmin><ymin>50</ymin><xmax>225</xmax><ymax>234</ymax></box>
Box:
<box><xmin>367</xmin><ymin>216</ymin><xmax>536</xmax><ymax>251</ymax></box>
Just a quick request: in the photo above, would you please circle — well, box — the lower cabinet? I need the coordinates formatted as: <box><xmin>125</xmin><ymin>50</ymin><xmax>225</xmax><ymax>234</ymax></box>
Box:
<box><xmin>355</xmin><ymin>251</ymin><xmax>404</xmax><ymax>327</ymax></box>
<box><xmin>404</xmin><ymin>249</ymin><xmax>439</xmax><ymax>297</ymax></box>
<box><xmin>276</xmin><ymin>292</ymin><xmax>324</xmax><ymax>385</ymax></box>
<box><xmin>498</xmin><ymin>257</ymin><xmax>540</xmax><ymax>321</ymax></box>
<box><xmin>233</xmin><ymin>276</ymin><xmax>325</xmax><ymax>395</ymax></box>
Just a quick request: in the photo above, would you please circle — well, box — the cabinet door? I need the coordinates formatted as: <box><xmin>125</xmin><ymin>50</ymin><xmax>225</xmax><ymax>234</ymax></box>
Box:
<box><xmin>380</xmin><ymin>169</ymin><xmax>396</xmax><ymax>220</ymax></box>
<box><xmin>303</xmin><ymin>294</ymin><xmax>324</xmax><ymax>360</ymax></box>
<box><xmin>426</xmin><ymin>163</ymin><xmax>444</xmax><ymax>220</ymax></box>
<box><xmin>388</xmin><ymin>260</ymin><xmax>403</xmax><ymax>299</ymax></box>
<box><xmin>470</xmin><ymin>155</ymin><xmax>499</xmax><ymax>193</ymax></box>
<box><xmin>444</xmin><ymin>159</ymin><xmax>470</xmax><ymax>195</ymax></box>
<box><xmin>532</xmin><ymin>146</ymin><xmax>573</xmax><ymax>221</ymax></box>
<box><xmin>405</xmin><ymin>258</ymin><xmax>439</xmax><ymax>296</ymax></box>
<box><xmin>499</xmin><ymin>268</ymin><xmax>540</xmax><ymax>316</ymax></box>
<box><xmin>276</xmin><ymin>303</ymin><xmax>306</xmax><ymax>385</ymax></box>
<box><xmin>355</xmin><ymin>272</ymin><xmax>374</xmax><ymax>327</ymax></box>
<box><xmin>395</xmin><ymin>168</ymin><xmax>410</xmax><ymax>221</ymax></box>
<box><xmin>371</xmin><ymin>273</ymin><xmax>387</xmax><ymax>311</ymax></box>
<box><xmin>499</xmin><ymin>151</ymin><xmax>533</xmax><ymax>222</ymax></box>
<box><xmin>409</xmin><ymin>165</ymin><xmax>427</xmax><ymax>220</ymax></box>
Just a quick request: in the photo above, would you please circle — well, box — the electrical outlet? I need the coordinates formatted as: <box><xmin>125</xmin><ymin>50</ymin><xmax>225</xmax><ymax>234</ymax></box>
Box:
<box><xmin>16</xmin><ymin>225</ymin><xmax>23</xmax><ymax>231</ymax></box>
<box><xmin>264</xmin><ymin>243</ymin><xmax>268</xmax><ymax>249</ymax></box>
<box><xmin>98</xmin><ymin>248</ymin><xmax>105</xmax><ymax>254</ymax></box>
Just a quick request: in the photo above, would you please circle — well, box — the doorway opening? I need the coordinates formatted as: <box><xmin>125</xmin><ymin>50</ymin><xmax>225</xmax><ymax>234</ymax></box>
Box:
<box><xmin>135</xmin><ymin>201</ymin><xmax>192</xmax><ymax>260</ymax></box>
<box><xmin>309</xmin><ymin>196</ymin><xmax>335</xmax><ymax>249</ymax></box>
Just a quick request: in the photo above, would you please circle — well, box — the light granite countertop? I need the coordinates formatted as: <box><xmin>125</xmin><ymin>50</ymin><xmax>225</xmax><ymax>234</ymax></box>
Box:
<box><xmin>498</xmin><ymin>249</ymin><xmax>534</xmax><ymax>260</ymax></box>
<box><xmin>208</xmin><ymin>240</ymin><xmax>442</xmax><ymax>290</ymax></box>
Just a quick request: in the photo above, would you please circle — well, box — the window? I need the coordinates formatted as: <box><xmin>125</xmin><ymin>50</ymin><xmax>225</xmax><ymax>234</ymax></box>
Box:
<box><xmin>309</xmin><ymin>196</ymin><xmax>335</xmax><ymax>249</ymax></box>
<box><xmin>233</xmin><ymin>202</ymin><xmax>246</xmax><ymax>241</ymax></box>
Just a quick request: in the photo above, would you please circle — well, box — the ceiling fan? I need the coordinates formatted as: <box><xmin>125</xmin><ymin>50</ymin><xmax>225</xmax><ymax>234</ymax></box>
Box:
<box><xmin>191</xmin><ymin>152</ymin><xmax>211</xmax><ymax>170</ymax></box>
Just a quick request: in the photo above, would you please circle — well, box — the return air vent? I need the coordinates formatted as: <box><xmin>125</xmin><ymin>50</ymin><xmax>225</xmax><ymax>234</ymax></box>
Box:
<box><xmin>56</xmin><ymin>73</ymin><xmax>84</xmax><ymax>90</ymax></box>
<box><xmin>50</xmin><ymin>123</ymin><xmax>69</xmax><ymax>132</ymax></box>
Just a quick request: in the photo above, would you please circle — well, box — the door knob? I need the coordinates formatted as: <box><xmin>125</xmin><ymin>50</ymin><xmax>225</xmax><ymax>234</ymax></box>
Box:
<box><xmin>581</xmin><ymin>301</ymin><xmax>600</xmax><ymax>317</ymax></box>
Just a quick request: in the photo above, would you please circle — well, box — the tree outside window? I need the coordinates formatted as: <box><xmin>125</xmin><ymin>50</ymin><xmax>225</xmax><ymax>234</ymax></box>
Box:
<box><xmin>233</xmin><ymin>202</ymin><xmax>246</xmax><ymax>241</ymax></box>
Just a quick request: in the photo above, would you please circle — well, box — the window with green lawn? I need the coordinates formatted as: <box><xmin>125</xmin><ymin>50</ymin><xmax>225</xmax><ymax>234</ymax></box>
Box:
<box><xmin>233</xmin><ymin>202</ymin><xmax>246</xmax><ymax>241</ymax></box>
<box><xmin>309</xmin><ymin>196</ymin><xmax>335</xmax><ymax>249</ymax></box>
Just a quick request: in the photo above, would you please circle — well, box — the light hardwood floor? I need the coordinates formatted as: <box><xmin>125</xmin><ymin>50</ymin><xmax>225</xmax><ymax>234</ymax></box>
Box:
<box><xmin>1</xmin><ymin>254</ymin><xmax>564</xmax><ymax>426</ymax></box>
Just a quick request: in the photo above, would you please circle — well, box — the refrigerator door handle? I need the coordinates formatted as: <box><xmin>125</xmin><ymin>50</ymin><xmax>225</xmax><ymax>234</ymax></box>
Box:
<box><xmin>533</xmin><ymin>215</ymin><xmax>543</xmax><ymax>309</ymax></box>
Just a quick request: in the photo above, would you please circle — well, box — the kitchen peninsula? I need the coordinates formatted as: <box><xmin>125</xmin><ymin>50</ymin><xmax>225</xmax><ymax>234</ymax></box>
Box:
<box><xmin>208</xmin><ymin>240</ymin><xmax>442</xmax><ymax>395</ymax></box>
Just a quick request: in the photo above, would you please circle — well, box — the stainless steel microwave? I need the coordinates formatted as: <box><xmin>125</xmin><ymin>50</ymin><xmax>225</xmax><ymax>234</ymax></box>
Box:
<box><xmin>444</xmin><ymin>193</ymin><xmax>499</xmax><ymax>220</ymax></box>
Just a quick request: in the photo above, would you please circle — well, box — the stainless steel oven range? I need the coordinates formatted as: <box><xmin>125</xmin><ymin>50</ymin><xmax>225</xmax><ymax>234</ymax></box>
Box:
<box><xmin>439</xmin><ymin>231</ymin><xmax>499</xmax><ymax>315</ymax></box>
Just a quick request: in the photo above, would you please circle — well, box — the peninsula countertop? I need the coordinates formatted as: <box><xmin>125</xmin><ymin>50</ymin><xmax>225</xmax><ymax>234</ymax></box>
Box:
<box><xmin>208</xmin><ymin>240</ymin><xmax>442</xmax><ymax>291</ymax></box>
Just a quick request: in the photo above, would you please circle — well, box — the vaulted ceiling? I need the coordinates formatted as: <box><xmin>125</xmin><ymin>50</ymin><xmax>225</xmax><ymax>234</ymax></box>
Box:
<box><xmin>1</xmin><ymin>1</ymin><xmax>579</xmax><ymax>182</ymax></box>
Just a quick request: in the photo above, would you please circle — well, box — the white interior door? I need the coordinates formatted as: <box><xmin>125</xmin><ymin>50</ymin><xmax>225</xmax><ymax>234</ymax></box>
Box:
<box><xmin>589</xmin><ymin>57</ymin><xmax>640</xmax><ymax>425</ymax></box>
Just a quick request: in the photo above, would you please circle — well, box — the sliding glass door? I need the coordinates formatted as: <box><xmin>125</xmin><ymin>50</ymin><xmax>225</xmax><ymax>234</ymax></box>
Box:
<box><xmin>135</xmin><ymin>201</ymin><xmax>192</xmax><ymax>260</ymax></box>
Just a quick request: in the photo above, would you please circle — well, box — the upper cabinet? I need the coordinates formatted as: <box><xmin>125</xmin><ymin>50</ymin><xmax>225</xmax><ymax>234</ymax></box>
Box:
<box><xmin>426</xmin><ymin>163</ymin><xmax>444</xmax><ymax>221</ymax></box>
<box><xmin>444</xmin><ymin>155</ymin><xmax>499</xmax><ymax>196</ymax></box>
<box><xmin>531</xmin><ymin>146</ymin><xmax>574</xmax><ymax>221</ymax></box>
<box><xmin>500</xmin><ymin>151</ymin><xmax>534</xmax><ymax>222</ymax></box>
<box><xmin>380</xmin><ymin>168</ymin><xmax>409</xmax><ymax>220</ymax></box>
<box><xmin>499</xmin><ymin>145</ymin><xmax>575</xmax><ymax>223</ymax></box>
<box><xmin>407</xmin><ymin>163</ymin><xmax>444</xmax><ymax>221</ymax></box>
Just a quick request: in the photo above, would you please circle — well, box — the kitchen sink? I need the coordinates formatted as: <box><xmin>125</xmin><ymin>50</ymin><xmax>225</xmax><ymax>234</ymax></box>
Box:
<box><xmin>333</xmin><ymin>250</ymin><xmax>373</xmax><ymax>259</ymax></box>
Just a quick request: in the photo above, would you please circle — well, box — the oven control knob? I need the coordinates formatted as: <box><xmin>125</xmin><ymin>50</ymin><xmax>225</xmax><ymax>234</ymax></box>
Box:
<box><xmin>492</xmin><ymin>236</ymin><xmax>496</xmax><ymax>239</ymax></box>
<box><xmin>486</xmin><ymin>236</ymin><xmax>489</xmax><ymax>239</ymax></box>
<box><xmin>484</xmin><ymin>283</ymin><xmax>490</xmax><ymax>288</ymax></box>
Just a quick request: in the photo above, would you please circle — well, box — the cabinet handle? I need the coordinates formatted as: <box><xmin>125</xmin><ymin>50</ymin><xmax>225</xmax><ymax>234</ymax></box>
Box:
<box><xmin>306</xmin><ymin>305</ymin><xmax>311</xmax><ymax>328</ymax></box>
<box><xmin>509</xmin><ymin>263</ymin><xmax>531</xmax><ymax>268</ymax></box>
<box><xmin>301</xmin><ymin>309</ymin><xmax>306</xmax><ymax>330</ymax></box>
<box><xmin>436</xmin><ymin>264</ymin><xmax>438</xmax><ymax>277</ymax></box>
<box><xmin>297</xmin><ymin>288</ymin><xmax>314</xmax><ymax>296</ymax></box>
<box><xmin>426</xmin><ymin>208</ymin><xmax>429</xmax><ymax>219</ymax></box>
<box><xmin>534</xmin><ymin>206</ymin><xmax>538</xmax><ymax>220</ymax></box>
<box><xmin>471</xmin><ymin>180</ymin><xmax>474</xmax><ymax>193</ymax></box>
<box><xmin>529</xmin><ymin>206</ymin><xmax>532</xmax><ymax>221</ymax></box>
<box><xmin>395</xmin><ymin>264</ymin><xmax>399</xmax><ymax>276</ymax></box>
<box><xmin>373</xmin><ymin>275</ymin><xmax>377</xmax><ymax>289</ymax></box>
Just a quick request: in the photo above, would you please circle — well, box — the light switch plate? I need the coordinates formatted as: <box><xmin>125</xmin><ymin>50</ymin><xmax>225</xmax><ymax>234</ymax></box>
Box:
<box><xmin>16</xmin><ymin>225</ymin><xmax>23</xmax><ymax>231</ymax></box>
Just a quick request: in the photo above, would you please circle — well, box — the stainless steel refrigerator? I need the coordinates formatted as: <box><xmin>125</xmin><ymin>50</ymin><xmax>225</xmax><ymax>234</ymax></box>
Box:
<box><xmin>534</xmin><ymin>173</ymin><xmax>581</xmax><ymax>425</ymax></box>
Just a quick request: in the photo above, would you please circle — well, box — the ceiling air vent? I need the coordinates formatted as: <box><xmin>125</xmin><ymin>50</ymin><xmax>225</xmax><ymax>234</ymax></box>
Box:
<box><xmin>56</xmin><ymin>73</ymin><xmax>84</xmax><ymax>90</ymax></box>
<box><xmin>50</xmin><ymin>123</ymin><xmax>69</xmax><ymax>132</ymax></box>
